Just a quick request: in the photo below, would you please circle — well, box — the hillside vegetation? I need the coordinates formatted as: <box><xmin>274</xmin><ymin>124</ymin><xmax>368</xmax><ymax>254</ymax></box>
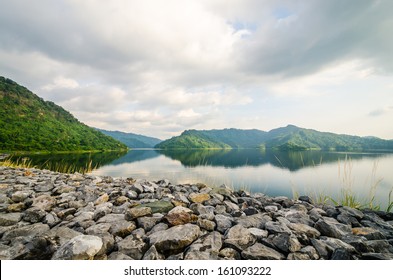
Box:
<box><xmin>0</xmin><ymin>77</ymin><xmax>127</xmax><ymax>152</ymax></box>
<box><xmin>97</xmin><ymin>129</ymin><xmax>162</xmax><ymax>148</ymax></box>
<box><xmin>156</xmin><ymin>125</ymin><xmax>393</xmax><ymax>151</ymax></box>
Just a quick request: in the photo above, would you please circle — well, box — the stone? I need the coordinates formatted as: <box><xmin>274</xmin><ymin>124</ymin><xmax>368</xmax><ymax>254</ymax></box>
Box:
<box><xmin>219</xmin><ymin>248</ymin><xmax>241</xmax><ymax>260</ymax></box>
<box><xmin>2</xmin><ymin>223</ymin><xmax>50</xmax><ymax>242</ymax></box>
<box><xmin>94</xmin><ymin>193</ymin><xmax>109</xmax><ymax>205</ymax></box>
<box><xmin>109</xmin><ymin>220</ymin><xmax>136</xmax><ymax>238</ymax></box>
<box><xmin>224</xmin><ymin>225</ymin><xmax>256</xmax><ymax>251</ymax></box>
<box><xmin>336</xmin><ymin>214</ymin><xmax>361</xmax><ymax>227</ymax></box>
<box><xmin>241</xmin><ymin>243</ymin><xmax>285</xmax><ymax>260</ymax></box>
<box><xmin>125</xmin><ymin>207</ymin><xmax>152</xmax><ymax>220</ymax></box>
<box><xmin>341</xmin><ymin>235</ymin><xmax>370</xmax><ymax>253</ymax></box>
<box><xmin>0</xmin><ymin>213</ymin><xmax>22</xmax><ymax>226</ymax></box>
<box><xmin>93</xmin><ymin>202</ymin><xmax>113</xmax><ymax>221</ymax></box>
<box><xmin>339</xmin><ymin>206</ymin><xmax>364</xmax><ymax>220</ymax></box>
<box><xmin>224</xmin><ymin>201</ymin><xmax>240</xmax><ymax>212</ymax></box>
<box><xmin>248</xmin><ymin>228</ymin><xmax>269</xmax><ymax>241</ymax></box>
<box><xmin>56</xmin><ymin>208</ymin><xmax>76</xmax><ymax>219</ymax></box>
<box><xmin>149</xmin><ymin>223</ymin><xmax>169</xmax><ymax>234</ymax></box>
<box><xmin>331</xmin><ymin>248</ymin><xmax>353</xmax><ymax>260</ymax></box>
<box><xmin>43</xmin><ymin>212</ymin><xmax>61</xmax><ymax>228</ymax></box>
<box><xmin>360</xmin><ymin>253</ymin><xmax>393</xmax><ymax>260</ymax></box>
<box><xmin>235</xmin><ymin>213</ymin><xmax>271</xmax><ymax>229</ymax></box>
<box><xmin>243</xmin><ymin>207</ymin><xmax>259</xmax><ymax>216</ymax></box>
<box><xmin>197</xmin><ymin>219</ymin><xmax>216</xmax><ymax>231</ymax></box>
<box><xmin>149</xmin><ymin>224</ymin><xmax>201</xmax><ymax>254</ymax></box>
<box><xmin>319</xmin><ymin>236</ymin><xmax>357</xmax><ymax>256</ymax></box>
<box><xmin>271</xmin><ymin>233</ymin><xmax>302</xmax><ymax>253</ymax></box>
<box><xmin>352</xmin><ymin>227</ymin><xmax>386</xmax><ymax>240</ymax></box>
<box><xmin>34</xmin><ymin>183</ymin><xmax>54</xmax><ymax>192</ymax></box>
<box><xmin>288</xmin><ymin>222</ymin><xmax>321</xmax><ymax>243</ymax></box>
<box><xmin>287</xmin><ymin>252</ymin><xmax>311</xmax><ymax>260</ymax></box>
<box><xmin>23</xmin><ymin>207</ymin><xmax>47</xmax><ymax>223</ymax></box>
<box><xmin>315</xmin><ymin>217</ymin><xmax>352</xmax><ymax>238</ymax></box>
<box><xmin>165</xmin><ymin>206</ymin><xmax>195</xmax><ymax>226</ymax></box>
<box><xmin>137</xmin><ymin>201</ymin><xmax>174</xmax><ymax>214</ymax></box>
<box><xmin>8</xmin><ymin>202</ymin><xmax>26</xmax><ymax>212</ymax></box>
<box><xmin>264</xmin><ymin>205</ymin><xmax>279</xmax><ymax>212</ymax></box>
<box><xmin>48</xmin><ymin>227</ymin><xmax>83</xmax><ymax>246</ymax></box>
<box><xmin>265</xmin><ymin>221</ymin><xmax>292</xmax><ymax>235</ymax></box>
<box><xmin>143</xmin><ymin>245</ymin><xmax>165</xmax><ymax>260</ymax></box>
<box><xmin>188</xmin><ymin>193</ymin><xmax>211</xmax><ymax>204</ymax></box>
<box><xmin>11</xmin><ymin>191</ymin><xmax>33</xmax><ymax>203</ymax></box>
<box><xmin>215</xmin><ymin>214</ymin><xmax>233</xmax><ymax>233</ymax></box>
<box><xmin>108</xmin><ymin>252</ymin><xmax>134</xmax><ymax>260</ymax></box>
<box><xmin>52</xmin><ymin>235</ymin><xmax>103</xmax><ymax>260</ymax></box>
<box><xmin>130</xmin><ymin>183</ymin><xmax>144</xmax><ymax>194</ymax></box>
<box><xmin>117</xmin><ymin>235</ymin><xmax>148</xmax><ymax>260</ymax></box>
<box><xmin>298</xmin><ymin>195</ymin><xmax>313</xmax><ymax>204</ymax></box>
<box><xmin>85</xmin><ymin>223</ymin><xmax>112</xmax><ymax>236</ymax></box>
<box><xmin>191</xmin><ymin>204</ymin><xmax>215</xmax><ymax>220</ymax></box>
<box><xmin>365</xmin><ymin>240</ymin><xmax>392</xmax><ymax>254</ymax></box>
<box><xmin>299</xmin><ymin>245</ymin><xmax>320</xmax><ymax>260</ymax></box>
<box><xmin>184</xmin><ymin>232</ymin><xmax>222</xmax><ymax>260</ymax></box>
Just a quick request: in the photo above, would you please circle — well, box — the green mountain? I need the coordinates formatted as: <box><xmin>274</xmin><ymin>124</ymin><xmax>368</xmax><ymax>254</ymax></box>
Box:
<box><xmin>155</xmin><ymin>128</ymin><xmax>268</xmax><ymax>149</ymax></box>
<box><xmin>155</xmin><ymin>125</ymin><xmax>393</xmax><ymax>151</ymax></box>
<box><xmin>97</xmin><ymin>129</ymin><xmax>162</xmax><ymax>148</ymax></box>
<box><xmin>0</xmin><ymin>77</ymin><xmax>127</xmax><ymax>152</ymax></box>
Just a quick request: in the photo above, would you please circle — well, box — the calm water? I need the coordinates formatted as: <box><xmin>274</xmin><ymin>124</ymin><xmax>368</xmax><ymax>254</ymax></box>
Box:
<box><xmin>14</xmin><ymin>149</ymin><xmax>393</xmax><ymax>209</ymax></box>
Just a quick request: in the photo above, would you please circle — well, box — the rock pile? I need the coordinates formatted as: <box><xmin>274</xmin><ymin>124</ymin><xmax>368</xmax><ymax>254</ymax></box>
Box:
<box><xmin>0</xmin><ymin>166</ymin><xmax>393</xmax><ymax>260</ymax></box>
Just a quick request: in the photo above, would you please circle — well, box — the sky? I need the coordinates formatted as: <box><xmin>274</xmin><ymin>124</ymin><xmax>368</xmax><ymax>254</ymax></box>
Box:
<box><xmin>1</xmin><ymin>0</ymin><xmax>393</xmax><ymax>140</ymax></box>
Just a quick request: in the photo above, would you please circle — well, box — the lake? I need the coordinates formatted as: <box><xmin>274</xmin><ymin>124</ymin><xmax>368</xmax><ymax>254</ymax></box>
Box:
<box><xmin>11</xmin><ymin>149</ymin><xmax>393</xmax><ymax>209</ymax></box>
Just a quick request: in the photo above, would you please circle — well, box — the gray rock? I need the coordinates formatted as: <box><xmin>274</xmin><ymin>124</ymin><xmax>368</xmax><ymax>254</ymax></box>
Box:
<box><xmin>360</xmin><ymin>253</ymin><xmax>393</xmax><ymax>260</ymax></box>
<box><xmin>272</xmin><ymin>233</ymin><xmax>302</xmax><ymax>253</ymax></box>
<box><xmin>32</xmin><ymin>195</ymin><xmax>56</xmax><ymax>211</ymax></box>
<box><xmin>336</xmin><ymin>213</ymin><xmax>361</xmax><ymax>227</ymax></box>
<box><xmin>352</xmin><ymin>227</ymin><xmax>386</xmax><ymax>240</ymax></box>
<box><xmin>164</xmin><ymin>206</ymin><xmax>194</xmax><ymax>226</ymax></box>
<box><xmin>197</xmin><ymin>219</ymin><xmax>216</xmax><ymax>231</ymax></box>
<box><xmin>235</xmin><ymin>213</ymin><xmax>271</xmax><ymax>229</ymax></box>
<box><xmin>48</xmin><ymin>226</ymin><xmax>83</xmax><ymax>246</ymax></box>
<box><xmin>130</xmin><ymin>183</ymin><xmax>144</xmax><ymax>194</ymax></box>
<box><xmin>265</xmin><ymin>221</ymin><xmax>292</xmax><ymax>235</ymax></box>
<box><xmin>0</xmin><ymin>212</ymin><xmax>21</xmax><ymax>226</ymax></box>
<box><xmin>117</xmin><ymin>235</ymin><xmax>148</xmax><ymax>260</ymax></box>
<box><xmin>43</xmin><ymin>212</ymin><xmax>61</xmax><ymax>228</ymax></box>
<box><xmin>109</xmin><ymin>220</ymin><xmax>136</xmax><ymax>238</ymax></box>
<box><xmin>93</xmin><ymin>202</ymin><xmax>113</xmax><ymax>221</ymax></box>
<box><xmin>218</xmin><ymin>248</ymin><xmax>241</xmax><ymax>260</ymax></box>
<box><xmin>224</xmin><ymin>225</ymin><xmax>256</xmax><ymax>251</ymax></box>
<box><xmin>108</xmin><ymin>251</ymin><xmax>134</xmax><ymax>260</ymax></box>
<box><xmin>192</xmin><ymin>204</ymin><xmax>215</xmax><ymax>220</ymax></box>
<box><xmin>365</xmin><ymin>240</ymin><xmax>393</xmax><ymax>254</ymax></box>
<box><xmin>339</xmin><ymin>206</ymin><xmax>364</xmax><ymax>220</ymax></box>
<box><xmin>143</xmin><ymin>245</ymin><xmax>165</xmax><ymax>260</ymax></box>
<box><xmin>288</xmin><ymin>222</ymin><xmax>321</xmax><ymax>243</ymax></box>
<box><xmin>315</xmin><ymin>217</ymin><xmax>352</xmax><ymax>238</ymax></box>
<box><xmin>215</xmin><ymin>214</ymin><xmax>234</xmax><ymax>234</ymax></box>
<box><xmin>52</xmin><ymin>235</ymin><xmax>103</xmax><ymax>260</ymax></box>
<box><xmin>241</xmin><ymin>242</ymin><xmax>285</xmax><ymax>260</ymax></box>
<box><xmin>149</xmin><ymin>224</ymin><xmax>201</xmax><ymax>254</ymax></box>
<box><xmin>264</xmin><ymin>205</ymin><xmax>279</xmax><ymax>212</ymax></box>
<box><xmin>138</xmin><ymin>201</ymin><xmax>174</xmax><ymax>214</ymax></box>
<box><xmin>2</xmin><ymin>223</ymin><xmax>50</xmax><ymax>242</ymax></box>
<box><xmin>125</xmin><ymin>207</ymin><xmax>152</xmax><ymax>220</ymax></box>
<box><xmin>34</xmin><ymin>183</ymin><xmax>54</xmax><ymax>192</ymax></box>
<box><xmin>299</xmin><ymin>245</ymin><xmax>320</xmax><ymax>260</ymax></box>
<box><xmin>11</xmin><ymin>191</ymin><xmax>33</xmax><ymax>203</ymax></box>
<box><xmin>137</xmin><ymin>216</ymin><xmax>162</xmax><ymax>232</ymax></box>
<box><xmin>148</xmin><ymin>223</ymin><xmax>169</xmax><ymax>234</ymax></box>
<box><xmin>185</xmin><ymin>232</ymin><xmax>223</xmax><ymax>260</ymax></box>
<box><xmin>85</xmin><ymin>223</ymin><xmax>112</xmax><ymax>235</ymax></box>
<box><xmin>22</xmin><ymin>207</ymin><xmax>47</xmax><ymax>223</ymax></box>
<box><xmin>331</xmin><ymin>248</ymin><xmax>353</xmax><ymax>260</ymax></box>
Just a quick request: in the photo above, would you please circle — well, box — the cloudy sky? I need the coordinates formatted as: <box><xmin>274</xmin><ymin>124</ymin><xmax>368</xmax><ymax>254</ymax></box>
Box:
<box><xmin>1</xmin><ymin>0</ymin><xmax>393</xmax><ymax>140</ymax></box>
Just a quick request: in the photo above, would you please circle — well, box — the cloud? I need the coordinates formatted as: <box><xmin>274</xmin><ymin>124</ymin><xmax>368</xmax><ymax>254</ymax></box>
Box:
<box><xmin>369</xmin><ymin>106</ymin><xmax>393</xmax><ymax>117</ymax></box>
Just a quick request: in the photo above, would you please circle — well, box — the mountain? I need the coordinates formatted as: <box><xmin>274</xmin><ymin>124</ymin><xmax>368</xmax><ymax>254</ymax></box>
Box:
<box><xmin>0</xmin><ymin>77</ymin><xmax>127</xmax><ymax>152</ymax></box>
<box><xmin>155</xmin><ymin>128</ymin><xmax>268</xmax><ymax>149</ymax></box>
<box><xmin>155</xmin><ymin>125</ymin><xmax>393</xmax><ymax>151</ymax></box>
<box><xmin>97</xmin><ymin>129</ymin><xmax>162</xmax><ymax>148</ymax></box>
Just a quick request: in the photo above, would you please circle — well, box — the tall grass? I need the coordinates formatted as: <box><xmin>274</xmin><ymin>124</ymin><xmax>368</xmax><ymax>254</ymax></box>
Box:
<box><xmin>0</xmin><ymin>156</ymin><xmax>96</xmax><ymax>174</ymax></box>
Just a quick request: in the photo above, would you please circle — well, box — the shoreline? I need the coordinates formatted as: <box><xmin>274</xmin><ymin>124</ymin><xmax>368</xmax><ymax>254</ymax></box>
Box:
<box><xmin>0</xmin><ymin>166</ymin><xmax>392</xmax><ymax>260</ymax></box>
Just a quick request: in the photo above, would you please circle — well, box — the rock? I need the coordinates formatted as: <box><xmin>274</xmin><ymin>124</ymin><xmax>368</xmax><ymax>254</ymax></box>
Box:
<box><xmin>56</xmin><ymin>208</ymin><xmax>76</xmax><ymax>219</ymax></box>
<box><xmin>336</xmin><ymin>214</ymin><xmax>361</xmax><ymax>227</ymax></box>
<box><xmin>165</xmin><ymin>206</ymin><xmax>195</xmax><ymax>226</ymax></box>
<box><xmin>125</xmin><ymin>207</ymin><xmax>152</xmax><ymax>220</ymax></box>
<box><xmin>243</xmin><ymin>207</ymin><xmax>259</xmax><ymax>216</ymax></box>
<box><xmin>264</xmin><ymin>205</ymin><xmax>279</xmax><ymax>212</ymax></box>
<box><xmin>360</xmin><ymin>253</ymin><xmax>393</xmax><ymax>260</ymax></box>
<box><xmin>365</xmin><ymin>240</ymin><xmax>393</xmax><ymax>254</ymax></box>
<box><xmin>339</xmin><ymin>206</ymin><xmax>364</xmax><ymax>220</ymax></box>
<box><xmin>43</xmin><ymin>212</ymin><xmax>61</xmax><ymax>228</ymax></box>
<box><xmin>298</xmin><ymin>196</ymin><xmax>313</xmax><ymax>204</ymax></box>
<box><xmin>117</xmin><ymin>235</ymin><xmax>148</xmax><ymax>260</ymax></box>
<box><xmin>130</xmin><ymin>183</ymin><xmax>144</xmax><ymax>194</ymax></box>
<box><xmin>11</xmin><ymin>191</ymin><xmax>33</xmax><ymax>203</ymax></box>
<box><xmin>149</xmin><ymin>224</ymin><xmax>200</xmax><ymax>254</ymax></box>
<box><xmin>2</xmin><ymin>223</ymin><xmax>50</xmax><ymax>242</ymax></box>
<box><xmin>94</xmin><ymin>193</ymin><xmax>109</xmax><ymax>205</ymax></box>
<box><xmin>248</xmin><ymin>228</ymin><xmax>269</xmax><ymax>241</ymax></box>
<box><xmin>287</xmin><ymin>252</ymin><xmax>311</xmax><ymax>260</ymax></box>
<box><xmin>197</xmin><ymin>219</ymin><xmax>216</xmax><ymax>231</ymax></box>
<box><xmin>114</xmin><ymin>196</ymin><xmax>128</xmax><ymax>206</ymax></box>
<box><xmin>352</xmin><ymin>227</ymin><xmax>386</xmax><ymax>240</ymax></box>
<box><xmin>34</xmin><ymin>183</ymin><xmax>54</xmax><ymax>192</ymax></box>
<box><xmin>299</xmin><ymin>245</ymin><xmax>320</xmax><ymax>260</ymax></box>
<box><xmin>22</xmin><ymin>207</ymin><xmax>46</xmax><ymax>223</ymax></box>
<box><xmin>235</xmin><ymin>213</ymin><xmax>271</xmax><ymax>228</ymax></box>
<box><xmin>224</xmin><ymin>225</ymin><xmax>256</xmax><ymax>251</ymax></box>
<box><xmin>137</xmin><ymin>201</ymin><xmax>174</xmax><ymax>214</ymax></box>
<box><xmin>108</xmin><ymin>252</ymin><xmax>134</xmax><ymax>260</ymax></box>
<box><xmin>315</xmin><ymin>217</ymin><xmax>352</xmax><ymax>238</ymax></box>
<box><xmin>85</xmin><ymin>223</ymin><xmax>112</xmax><ymax>236</ymax></box>
<box><xmin>215</xmin><ymin>214</ymin><xmax>233</xmax><ymax>234</ymax></box>
<box><xmin>265</xmin><ymin>221</ymin><xmax>292</xmax><ymax>235</ymax></box>
<box><xmin>48</xmin><ymin>227</ymin><xmax>83</xmax><ymax>246</ymax></box>
<box><xmin>189</xmin><ymin>193</ymin><xmax>211</xmax><ymax>204</ymax></box>
<box><xmin>93</xmin><ymin>202</ymin><xmax>113</xmax><ymax>221</ymax></box>
<box><xmin>52</xmin><ymin>235</ymin><xmax>103</xmax><ymax>260</ymax></box>
<box><xmin>219</xmin><ymin>248</ymin><xmax>241</xmax><ymax>260</ymax></box>
<box><xmin>185</xmin><ymin>232</ymin><xmax>222</xmax><ymax>260</ymax></box>
<box><xmin>109</xmin><ymin>220</ymin><xmax>136</xmax><ymax>238</ymax></box>
<box><xmin>331</xmin><ymin>248</ymin><xmax>353</xmax><ymax>260</ymax></box>
<box><xmin>288</xmin><ymin>223</ymin><xmax>321</xmax><ymax>243</ymax></box>
<box><xmin>191</xmin><ymin>204</ymin><xmax>215</xmax><ymax>220</ymax></box>
<box><xmin>224</xmin><ymin>201</ymin><xmax>240</xmax><ymax>212</ymax></box>
<box><xmin>143</xmin><ymin>245</ymin><xmax>165</xmax><ymax>260</ymax></box>
<box><xmin>271</xmin><ymin>233</ymin><xmax>302</xmax><ymax>253</ymax></box>
<box><xmin>0</xmin><ymin>213</ymin><xmax>22</xmax><ymax>226</ymax></box>
<box><xmin>241</xmin><ymin>243</ymin><xmax>285</xmax><ymax>260</ymax></box>
<box><xmin>149</xmin><ymin>223</ymin><xmax>169</xmax><ymax>235</ymax></box>
<box><xmin>8</xmin><ymin>202</ymin><xmax>26</xmax><ymax>212</ymax></box>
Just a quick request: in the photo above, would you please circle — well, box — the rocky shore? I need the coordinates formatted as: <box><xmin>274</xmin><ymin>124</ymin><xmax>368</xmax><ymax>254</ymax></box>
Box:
<box><xmin>1</xmin><ymin>166</ymin><xmax>393</xmax><ymax>260</ymax></box>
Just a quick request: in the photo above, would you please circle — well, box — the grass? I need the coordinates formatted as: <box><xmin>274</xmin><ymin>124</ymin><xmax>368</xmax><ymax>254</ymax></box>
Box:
<box><xmin>0</xmin><ymin>156</ymin><xmax>96</xmax><ymax>174</ymax></box>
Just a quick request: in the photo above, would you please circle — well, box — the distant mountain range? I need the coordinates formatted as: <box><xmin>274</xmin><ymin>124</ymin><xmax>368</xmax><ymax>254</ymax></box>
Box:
<box><xmin>155</xmin><ymin>125</ymin><xmax>393</xmax><ymax>151</ymax></box>
<box><xmin>0</xmin><ymin>77</ymin><xmax>127</xmax><ymax>152</ymax></box>
<box><xmin>97</xmin><ymin>129</ymin><xmax>162</xmax><ymax>148</ymax></box>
